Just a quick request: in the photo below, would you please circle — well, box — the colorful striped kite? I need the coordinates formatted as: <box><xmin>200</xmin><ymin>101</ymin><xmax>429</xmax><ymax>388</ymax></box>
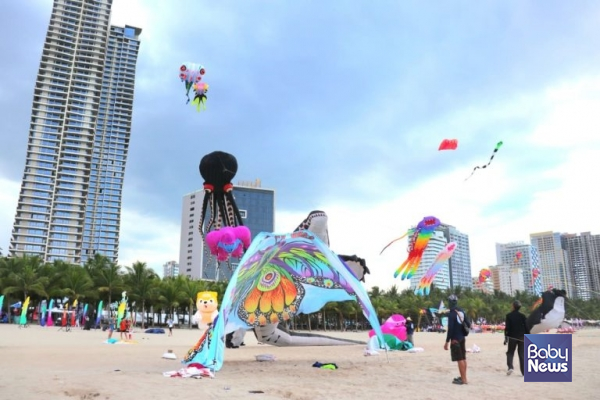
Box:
<box><xmin>383</xmin><ymin>216</ymin><xmax>441</xmax><ymax>280</ymax></box>
<box><xmin>414</xmin><ymin>242</ymin><xmax>457</xmax><ymax>296</ymax></box>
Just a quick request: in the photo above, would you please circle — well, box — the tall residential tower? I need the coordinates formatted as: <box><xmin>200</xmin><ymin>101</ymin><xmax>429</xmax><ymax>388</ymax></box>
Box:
<box><xmin>530</xmin><ymin>231</ymin><xmax>574</xmax><ymax>298</ymax></box>
<box><xmin>437</xmin><ymin>223</ymin><xmax>472</xmax><ymax>289</ymax></box>
<box><xmin>8</xmin><ymin>0</ymin><xmax>141</xmax><ymax>264</ymax></box>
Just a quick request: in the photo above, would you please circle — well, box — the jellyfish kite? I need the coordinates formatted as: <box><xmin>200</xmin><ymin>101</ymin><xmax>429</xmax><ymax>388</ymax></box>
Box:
<box><xmin>380</xmin><ymin>216</ymin><xmax>441</xmax><ymax>280</ymax></box>
<box><xmin>414</xmin><ymin>242</ymin><xmax>457</xmax><ymax>296</ymax></box>
<box><xmin>438</xmin><ymin>139</ymin><xmax>458</xmax><ymax>151</ymax></box>
<box><xmin>198</xmin><ymin>151</ymin><xmax>249</xmax><ymax>266</ymax></box>
<box><xmin>464</xmin><ymin>140</ymin><xmax>503</xmax><ymax>181</ymax></box>
<box><xmin>179</xmin><ymin>63</ymin><xmax>206</xmax><ymax>103</ymax></box>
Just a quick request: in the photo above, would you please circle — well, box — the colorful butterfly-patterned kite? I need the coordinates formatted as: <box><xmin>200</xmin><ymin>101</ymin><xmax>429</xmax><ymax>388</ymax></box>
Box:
<box><xmin>414</xmin><ymin>242</ymin><xmax>457</xmax><ymax>296</ymax></box>
<box><xmin>184</xmin><ymin>230</ymin><xmax>385</xmax><ymax>371</ymax></box>
<box><xmin>381</xmin><ymin>216</ymin><xmax>441</xmax><ymax>280</ymax></box>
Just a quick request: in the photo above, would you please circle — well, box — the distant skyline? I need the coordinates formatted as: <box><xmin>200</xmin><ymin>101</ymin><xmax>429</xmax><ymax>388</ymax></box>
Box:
<box><xmin>1</xmin><ymin>1</ymin><xmax>600</xmax><ymax>291</ymax></box>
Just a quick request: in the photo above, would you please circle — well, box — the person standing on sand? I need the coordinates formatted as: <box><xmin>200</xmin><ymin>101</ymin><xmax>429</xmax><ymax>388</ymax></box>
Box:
<box><xmin>107</xmin><ymin>316</ymin><xmax>115</xmax><ymax>340</ymax></box>
<box><xmin>444</xmin><ymin>294</ymin><xmax>470</xmax><ymax>385</ymax></box>
<box><xmin>167</xmin><ymin>318</ymin><xmax>174</xmax><ymax>337</ymax></box>
<box><xmin>405</xmin><ymin>317</ymin><xmax>415</xmax><ymax>345</ymax></box>
<box><xmin>504</xmin><ymin>300</ymin><xmax>529</xmax><ymax>376</ymax></box>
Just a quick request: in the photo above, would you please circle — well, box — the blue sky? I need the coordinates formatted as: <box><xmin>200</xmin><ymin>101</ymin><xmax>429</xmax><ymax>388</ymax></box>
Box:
<box><xmin>1</xmin><ymin>0</ymin><xmax>600</xmax><ymax>291</ymax></box>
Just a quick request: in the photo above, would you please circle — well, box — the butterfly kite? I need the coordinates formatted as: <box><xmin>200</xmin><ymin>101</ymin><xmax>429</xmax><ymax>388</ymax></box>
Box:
<box><xmin>464</xmin><ymin>141</ymin><xmax>503</xmax><ymax>181</ymax></box>
<box><xmin>438</xmin><ymin>139</ymin><xmax>458</xmax><ymax>151</ymax></box>
<box><xmin>380</xmin><ymin>216</ymin><xmax>441</xmax><ymax>280</ymax></box>
<box><xmin>414</xmin><ymin>242</ymin><xmax>457</xmax><ymax>296</ymax></box>
<box><xmin>179</xmin><ymin>63</ymin><xmax>206</xmax><ymax>104</ymax></box>
<box><xmin>184</xmin><ymin>230</ymin><xmax>385</xmax><ymax>371</ymax></box>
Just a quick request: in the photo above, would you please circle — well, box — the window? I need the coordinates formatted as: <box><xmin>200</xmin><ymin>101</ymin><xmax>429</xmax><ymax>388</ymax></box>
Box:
<box><xmin>239</xmin><ymin>209</ymin><xmax>247</xmax><ymax>218</ymax></box>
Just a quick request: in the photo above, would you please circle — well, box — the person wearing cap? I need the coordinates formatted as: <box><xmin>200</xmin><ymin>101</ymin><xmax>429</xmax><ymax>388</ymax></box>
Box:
<box><xmin>405</xmin><ymin>316</ymin><xmax>415</xmax><ymax>345</ymax></box>
<box><xmin>504</xmin><ymin>300</ymin><xmax>530</xmax><ymax>376</ymax></box>
<box><xmin>444</xmin><ymin>294</ymin><xmax>470</xmax><ymax>385</ymax></box>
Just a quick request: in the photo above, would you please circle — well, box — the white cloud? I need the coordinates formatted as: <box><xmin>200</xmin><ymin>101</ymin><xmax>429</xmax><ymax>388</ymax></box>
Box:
<box><xmin>118</xmin><ymin>207</ymin><xmax>181</xmax><ymax>276</ymax></box>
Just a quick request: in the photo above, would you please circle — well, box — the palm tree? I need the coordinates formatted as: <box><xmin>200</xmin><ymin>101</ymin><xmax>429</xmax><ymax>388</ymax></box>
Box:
<box><xmin>61</xmin><ymin>266</ymin><xmax>95</xmax><ymax>302</ymax></box>
<box><xmin>95</xmin><ymin>263</ymin><xmax>123</xmax><ymax>315</ymax></box>
<box><xmin>158</xmin><ymin>278</ymin><xmax>183</xmax><ymax>322</ymax></box>
<box><xmin>124</xmin><ymin>261</ymin><xmax>158</xmax><ymax>329</ymax></box>
<box><xmin>2</xmin><ymin>255</ymin><xmax>49</xmax><ymax>300</ymax></box>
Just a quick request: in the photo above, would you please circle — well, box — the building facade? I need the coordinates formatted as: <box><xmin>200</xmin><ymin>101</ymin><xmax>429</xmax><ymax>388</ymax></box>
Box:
<box><xmin>495</xmin><ymin>241</ymin><xmax>542</xmax><ymax>295</ymax></box>
<box><xmin>437</xmin><ymin>223</ymin><xmax>472</xmax><ymax>289</ymax></box>
<box><xmin>409</xmin><ymin>230</ymin><xmax>450</xmax><ymax>292</ymax></box>
<box><xmin>163</xmin><ymin>260</ymin><xmax>179</xmax><ymax>278</ymax></box>
<box><xmin>8</xmin><ymin>0</ymin><xmax>141</xmax><ymax>264</ymax></box>
<box><xmin>561</xmin><ymin>232</ymin><xmax>600</xmax><ymax>300</ymax></box>
<box><xmin>179</xmin><ymin>183</ymin><xmax>275</xmax><ymax>280</ymax></box>
<box><xmin>530</xmin><ymin>231</ymin><xmax>574</xmax><ymax>298</ymax></box>
<box><xmin>490</xmin><ymin>265</ymin><xmax>525</xmax><ymax>296</ymax></box>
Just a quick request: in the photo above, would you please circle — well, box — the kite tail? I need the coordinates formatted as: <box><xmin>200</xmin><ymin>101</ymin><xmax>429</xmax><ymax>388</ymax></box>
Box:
<box><xmin>380</xmin><ymin>231</ymin><xmax>409</xmax><ymax>255</ymax></box>
<box><xmin>394</xmin><ymin>258</ymin><xmax>410</xmax><ymax>279</ymax></box>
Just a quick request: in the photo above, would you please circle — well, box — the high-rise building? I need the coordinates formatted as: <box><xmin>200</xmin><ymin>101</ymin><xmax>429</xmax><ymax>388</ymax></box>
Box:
<box><xmin>437</xmin><ymin>223</ymin><xmax>472</xmax><ymax>289</ymax></box>
<box><xmin>490</xmin><ymin>265</ymin><xmax>525</xmax><ymax>296</ymax></box>
<box><xmin>409</xmin><ymin>230</ymin><xmax>450</xmax><ymax>292</ymax></box>
<box><xmin>530</xmin><ymin>231</ymin><xmax>574</xmax><ymax>298</ymax></box>
<box><xmin>163</xmin><ymin>260</ymin><xmax>179</xmax><ymax>278</ymax></box>
<box><xmin>561</xmin><ymin>232</ymin><xmax>600</xmax><ymax>300</ymax></box>
<box><xmin>179</xmin><ymin>182</ymin><xmax>275</xmax><ymax>280</ymax></box>
<box><xmin>495</xmin><ymin>241</ymin><xmax>542</xmax><ymax>295</ymax></box>
<box><xmin>471</xmin><ymin>276</ymin><xmax>493</xmax><ymax>294</ymax></box>
<box><xmin>8</xmin><ymin>0</ymin><xmax>141</xmax><ymax>264</ymax></box>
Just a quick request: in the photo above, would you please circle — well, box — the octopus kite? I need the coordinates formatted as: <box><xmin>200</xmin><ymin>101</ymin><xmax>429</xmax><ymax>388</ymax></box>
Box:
<box><xmin>464</xmin><ymin>140</ymin><xmax>503</xmax><ymax>181</ymax></box>
<box><xmin>381</xmin><ymin>216</ymin><xmax>441</xmax><ymax>280</ymax></box>
<box><xmin>179</xmin><ymin>63</ymin><xmax>206</xmax><ymax>103</ymax></box>
<box><xmin>199</xmin><ymin>151</ymin><xmax>249</xmax><ymax>265</ymax></box>
<box><xmin>414</xmin><ymin>242</ymin><xmax>457</xmax><ymax>296</ymax></box>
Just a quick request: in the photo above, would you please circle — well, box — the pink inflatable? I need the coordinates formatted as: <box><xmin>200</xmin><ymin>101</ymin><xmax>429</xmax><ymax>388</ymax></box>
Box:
<box><xmin>369</xmin><ymin>314</ymin><xmax>407</xmax><ymax>341</ymax></box>
<box><xmin>206</xmin><ymin>226</ymin><xmax>251</xmax><ymax>261</ymax></box>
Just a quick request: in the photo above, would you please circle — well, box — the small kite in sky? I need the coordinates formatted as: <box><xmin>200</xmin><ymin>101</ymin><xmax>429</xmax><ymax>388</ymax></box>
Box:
<box><xmin>478</xmin><ymin>268</ymin><xmax>491</xmax><ymax>284</ymax></box>
<box><xmin>464</xmin><ymin>141</ymin><xmax>503</xmax><ymax>181</ymax></box>
<box><xmin>179</xmin><ymin>63</ymin><xmax>206</xmax><ymax>103</ymax></box>
<box><xmin>438</xmin><ymin>139</ymin><xmax>458</xmax><ymax>151</ymax></box>
<box><xmin>414</xmin><ymin>242</ymin><xmax>457</xmax><ymax>296</ymax></box>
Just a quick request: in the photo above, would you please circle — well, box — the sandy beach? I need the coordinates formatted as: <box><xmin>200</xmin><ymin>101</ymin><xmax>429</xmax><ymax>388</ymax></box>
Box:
<box><xmin>0</xmin><ymin>324</ymin><xmax>596</xmax><ymax>400</ymax></box>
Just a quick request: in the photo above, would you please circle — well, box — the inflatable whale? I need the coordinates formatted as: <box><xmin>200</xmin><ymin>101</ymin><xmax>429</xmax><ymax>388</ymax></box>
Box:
<box><xmin>526</xmin><ymin>288</ymin><xmax>567</xmax><ymax>334</ymax></box>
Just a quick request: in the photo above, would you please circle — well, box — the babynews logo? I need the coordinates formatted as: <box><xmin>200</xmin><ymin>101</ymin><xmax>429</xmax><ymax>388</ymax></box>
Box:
<box><xmin>524</xmin><ymin>334</ymin><xmax>572</xmax><ymax>382</ymax></box>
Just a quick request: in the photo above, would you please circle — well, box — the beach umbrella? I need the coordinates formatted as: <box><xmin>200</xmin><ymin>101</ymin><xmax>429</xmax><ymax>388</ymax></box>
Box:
<box><xmin>19</xmin><ymin>297</ymin><xmax>30</xmax><ymax>325</ymax></box>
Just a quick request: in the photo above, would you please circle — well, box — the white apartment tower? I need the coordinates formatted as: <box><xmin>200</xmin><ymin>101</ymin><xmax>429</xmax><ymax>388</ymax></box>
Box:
<box><xmin>8</xmin><ymin>0</ymin><xmax>141</xmax><ymax>264</ymax></box>
<box><xmin>495</xmin><ymin>241</ymin><xmax>543</xmax><ymax>295</ymax></box>
<box><xmin>163</xmin><ymin>261</ymin><xmax>179</xmax><ymax>278</ymax></box>
<box><xmin>490</xmin><ymin>265</ymin><xmax>525</xmax><ymax>296</ymax></box>
<box><xmin>410</xmin><ymin>230</ymin><xmax>450</xmax><ymax>292</ymax></box>
<box><xmin>530</xmin><ymin>231</ymin><xmax>574</xmax><ymax>298</ymax></box>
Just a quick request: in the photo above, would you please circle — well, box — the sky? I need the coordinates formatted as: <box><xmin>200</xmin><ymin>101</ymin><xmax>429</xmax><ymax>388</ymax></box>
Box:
<box><xmin>1</xmin><ymin>0</ymin><xmax>600</xmax><ymax>291</ymax></box>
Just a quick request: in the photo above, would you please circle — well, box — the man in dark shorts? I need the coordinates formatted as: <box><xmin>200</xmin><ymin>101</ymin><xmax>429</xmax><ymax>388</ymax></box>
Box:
<box><xmin>504</xmin><ymin>300</ymin><xmax>529</xmax><ymax>376</ymax></box>
<box><xmin>444</xmin><ymin>294</ymin><xmax>469</xmax><ymax>385</ymax></box>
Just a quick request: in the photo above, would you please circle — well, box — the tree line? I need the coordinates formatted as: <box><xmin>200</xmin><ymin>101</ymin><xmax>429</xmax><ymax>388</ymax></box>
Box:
<box><xmin>1</xmin><ymin>254</ymin><xmax>598</xmax><ymax>331</ymax></box>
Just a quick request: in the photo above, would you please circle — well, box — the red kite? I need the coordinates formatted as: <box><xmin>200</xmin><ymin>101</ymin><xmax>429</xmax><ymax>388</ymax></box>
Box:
<box><xmin>438</xmin><ymin>139</ymin><xmax>458</xmax><ymax>150</ymax></box>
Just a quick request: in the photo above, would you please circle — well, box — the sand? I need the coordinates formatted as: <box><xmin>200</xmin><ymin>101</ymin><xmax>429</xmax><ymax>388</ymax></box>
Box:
<box><xmin>0</xmin><ymin>324</ymin><xmax>596</xmax><ymax>399</ymax></box>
